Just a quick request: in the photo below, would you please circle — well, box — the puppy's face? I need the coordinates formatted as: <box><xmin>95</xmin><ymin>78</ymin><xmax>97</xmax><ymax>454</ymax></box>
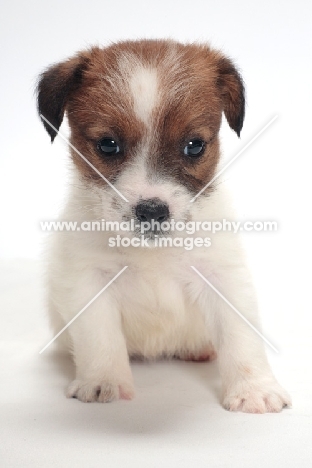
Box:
<box><xmin>38</xmin><ymin>40</ymin><xmax>244</xmax><ymax>235</ymax></box>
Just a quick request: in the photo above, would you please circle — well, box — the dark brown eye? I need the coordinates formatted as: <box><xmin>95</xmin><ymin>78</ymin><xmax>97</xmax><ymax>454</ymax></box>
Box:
<box><xmin>97</xmin><ymin>137</ymin><xmax>120</xmax><ymax>156</ymax></box>
<box><xmin>184</xmin><ymin>139</ymin><xmax>205</xmax><ymax>157</ymax></box>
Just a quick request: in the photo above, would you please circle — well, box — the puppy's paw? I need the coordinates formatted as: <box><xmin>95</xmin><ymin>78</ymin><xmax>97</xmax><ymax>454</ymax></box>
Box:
<box><xmin>66</xmin><ymin>379</ymin><xmax>135</xmax><ymax>403</ymax></box>
<box><xmin>223</xmin><ymin>379</ymin><xmax>291</xmax><ymax>413</ymax></box>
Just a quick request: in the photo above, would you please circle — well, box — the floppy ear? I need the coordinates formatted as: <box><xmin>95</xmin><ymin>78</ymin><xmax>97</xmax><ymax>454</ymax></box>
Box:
<box><xmin>37</xmin><ymin>55</ymin><xmax>86</xmax><ymax>142</ymax></box>
<box><xmin>217</xmin><ymin>56</ymin><xmax>245</xmax><ymax>137</ymax></box>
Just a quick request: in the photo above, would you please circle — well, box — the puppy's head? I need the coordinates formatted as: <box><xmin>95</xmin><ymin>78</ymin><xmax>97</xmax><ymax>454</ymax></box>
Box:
<box><xmin>37</xmin><ymin>40</ymin><xmax>244</xmax><ymax>234</ymax></box>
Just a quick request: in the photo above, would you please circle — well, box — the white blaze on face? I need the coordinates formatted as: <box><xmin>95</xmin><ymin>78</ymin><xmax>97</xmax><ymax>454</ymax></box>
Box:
<box><xmin>129</xmin><ymin>66</ymin><xmax>159</xmax><ymax>126</ymax></box>
<box><xmin>109</xmin><ymin>59</ymin><xmax>192</xmax><ymax>221</ymax></box>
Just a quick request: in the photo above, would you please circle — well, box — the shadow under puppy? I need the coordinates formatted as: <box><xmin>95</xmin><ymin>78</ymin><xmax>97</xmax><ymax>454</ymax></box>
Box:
<box><xmin>37</xmin><ymin>39</ymin><xmax>291</xmax><ymax>412</ymax></box>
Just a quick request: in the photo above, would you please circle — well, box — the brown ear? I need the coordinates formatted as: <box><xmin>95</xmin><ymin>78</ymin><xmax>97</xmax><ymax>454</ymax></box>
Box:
<box><xmin>37</xmin><ymin>55</ymin><xmax>86</xmax><ymax>142</ymax></box>
<box><xmin>217</xmin><ymin>56</ymin><xmax>245</xmax><ymax>137</ymax></box>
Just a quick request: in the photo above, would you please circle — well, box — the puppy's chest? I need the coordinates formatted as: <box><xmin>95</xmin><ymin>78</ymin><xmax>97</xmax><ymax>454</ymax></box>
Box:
<box><xmin>120</xmin><ymin>273</ymin><xmax>185</xmax><ymax>320</ymax></box>
<box><xmin>119</xmin><ymin>272</ymin><xmax>205</xmax><ymax>357</ymax></box>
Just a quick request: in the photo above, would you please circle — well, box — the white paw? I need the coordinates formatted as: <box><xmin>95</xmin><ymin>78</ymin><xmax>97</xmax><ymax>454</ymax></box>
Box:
<box><xmin>223</xmin><ymin>378</ymin><xmax>291</xmax><ymax>413</ymax></box>
<box><xmin>66</xmin><ymin>379</ymin><xmax>135</xmax><ymax>403</ymax></box>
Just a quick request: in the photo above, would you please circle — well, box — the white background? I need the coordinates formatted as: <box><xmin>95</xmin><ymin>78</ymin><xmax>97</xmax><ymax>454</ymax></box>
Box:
<box><xmin>1</xmin><ymin>1</ymin><xmax>312</xmax><ymax>467</ymax></box>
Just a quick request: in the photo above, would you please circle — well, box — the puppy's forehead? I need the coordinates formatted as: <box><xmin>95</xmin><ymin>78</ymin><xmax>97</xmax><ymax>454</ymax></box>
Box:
<box><xmin>79</xmin><ymin>41</ymin><xmax>220</xmax><ymax>132</ymax></box>
<box><xmin>129</xmin><ymin>65</ymin><xmax>159</xmax><ymax>125</ymax></box>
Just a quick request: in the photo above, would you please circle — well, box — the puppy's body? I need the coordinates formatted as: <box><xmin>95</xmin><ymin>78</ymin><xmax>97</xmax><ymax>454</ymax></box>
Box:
<box><xmin>39</xmin><ymin>40</ymin><xmax>291</xmax><ymax>412</ymax></box>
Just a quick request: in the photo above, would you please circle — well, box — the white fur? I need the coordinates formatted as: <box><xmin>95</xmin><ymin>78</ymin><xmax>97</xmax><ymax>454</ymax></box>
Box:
<box><xmin>46</xmin><ymin>168</ymin><xmax>291</xmax><ymax>411</ymax></box>
<box><xmin>129</xmin><ymin>66</ymin><xmax>159</xmax><ymax>125</ymax></box>
<box><xmin>45</xmin><ymin>49</ymin><xmax>291</xmax><ymax>412</ymax></box>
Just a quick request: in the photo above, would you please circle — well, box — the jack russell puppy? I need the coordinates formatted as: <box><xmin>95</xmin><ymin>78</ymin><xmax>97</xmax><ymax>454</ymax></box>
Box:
<box><xmin>37</xmin><ymin>39</ymin><xmax>291</xmax><ymax>412</ymax></box>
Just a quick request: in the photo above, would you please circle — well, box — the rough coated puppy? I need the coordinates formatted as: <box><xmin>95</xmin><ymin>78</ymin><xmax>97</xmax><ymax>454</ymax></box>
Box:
<box><xmin>37</xmin><ymin>39</ymin><xmax>291</xmax><ymax>412</ymax></box>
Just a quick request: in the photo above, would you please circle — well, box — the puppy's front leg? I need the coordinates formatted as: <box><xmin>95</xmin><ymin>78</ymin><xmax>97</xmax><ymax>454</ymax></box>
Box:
<box><xmin>63</xmin><ymin>276</ymin><xmax>134</xmax><ymax>403</ymax></box>
<box><xmin>196</xmin><ymin>268</ymin><xmax>291</xmax><ymax>413</ymax></box>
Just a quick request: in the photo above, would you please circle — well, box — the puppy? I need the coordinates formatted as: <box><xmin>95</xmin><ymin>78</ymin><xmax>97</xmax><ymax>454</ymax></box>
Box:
<box><xmin>37</xmin><ymin>39</ymin><xmax>291</xmax><ymax>412</ymax></box>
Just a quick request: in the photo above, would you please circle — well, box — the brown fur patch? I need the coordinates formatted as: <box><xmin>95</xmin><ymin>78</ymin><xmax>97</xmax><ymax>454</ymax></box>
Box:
<box><xmin>37</xmin><ymin>40</ymin><xmax>245</xmax><ymax>192</ymax></box>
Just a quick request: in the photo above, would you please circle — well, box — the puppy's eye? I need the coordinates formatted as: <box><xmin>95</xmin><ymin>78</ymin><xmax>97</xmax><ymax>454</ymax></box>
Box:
<box><xmin>183</xmin><ymin>139</ymin><xmax>205</xmax><ymax>157</ymax></box>
<box><xmin>97</xmin><ymin>137</ymin><xmax>120</xmax><ymax>156</ymax></box>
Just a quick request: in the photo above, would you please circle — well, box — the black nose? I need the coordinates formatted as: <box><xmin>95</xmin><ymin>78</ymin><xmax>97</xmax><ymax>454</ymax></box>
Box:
<box><xmin>135</xmin><ymin>198</ymin><xmax>170</xmax><ymax>223</ymax></box>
